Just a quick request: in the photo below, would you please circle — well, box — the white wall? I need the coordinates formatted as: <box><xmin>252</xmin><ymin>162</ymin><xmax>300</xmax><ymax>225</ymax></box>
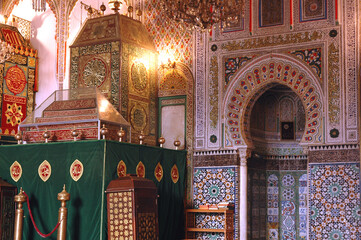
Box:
<box><xmin>11</xmin><ymin>0</ymin><xmax>57</xmax><ymax>108</ymax></box>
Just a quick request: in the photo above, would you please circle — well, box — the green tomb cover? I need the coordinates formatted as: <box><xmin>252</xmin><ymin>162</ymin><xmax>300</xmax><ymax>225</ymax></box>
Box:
<box><xmin>0</xmin><ymin>140</ymin><xmax>186</xmax><ymax>240</ymax></box>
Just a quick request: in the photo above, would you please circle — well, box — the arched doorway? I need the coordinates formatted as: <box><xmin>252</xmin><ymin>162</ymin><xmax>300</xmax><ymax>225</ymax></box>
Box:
<box><xmin>222</xmin><ymin>53</ymin><xmax>324</xmax><ymax>239</ymax></box>
<box><xmin>247</xmin><ymin>84</ymin><xmax>308</xmax><ymax>239</ymax></box>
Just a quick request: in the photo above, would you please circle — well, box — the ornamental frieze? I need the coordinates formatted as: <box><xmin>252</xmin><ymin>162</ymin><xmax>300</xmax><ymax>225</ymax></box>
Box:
<box><xmin>209</xmin><ymin>56</ymin><xmax>219</xmax><ymax>129</ymax></box>
<box><xmin>221</xmin><ymin>31</ymin><xmax>323</xmax><ymax>52</ymax></box>
<box><xmin>327</xmin><ymin>43</ymin><xmax>340</xmax><ymax>125</ymax></box>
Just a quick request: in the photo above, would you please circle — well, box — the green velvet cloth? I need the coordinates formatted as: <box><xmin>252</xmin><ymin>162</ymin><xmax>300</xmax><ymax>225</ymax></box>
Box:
<box><xmin>0</xmin><ymin>140</ymin><xmax>186</xmax><ymax>240</ymax></box>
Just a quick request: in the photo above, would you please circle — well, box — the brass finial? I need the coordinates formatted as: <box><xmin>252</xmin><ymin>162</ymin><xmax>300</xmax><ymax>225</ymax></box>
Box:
<box><xmin>158</xmin><ymin>136</ymin><xmax>165</xmax><ymax>148</ymax></box>
<box><xmin>87</xmin><ymin>6</ymin><xmax>94</xmax><ymax>15</ymax></box>
<box><xmin>15</xmin><ymin>132</ymin><xmax>22</xmax><ymax>144</ymax></box>
<box><xmin>173</xmin><ymin>139</ymin><xmax>181</xmax><ymax>150</ymax></box>
<box><xmin>14</xmin><ymin>187</ymin><xmax>26</xmax><ymax>203</ymax></box>
<box><xmin>109</xmin><ymin>0</ymin><xmax>121</xmax><ymax>12</ymax></box>
<box><xmin>100</xmin><ymin>124</ymin><xmax>108</xmax><ymax>140</ymax></box>
<box><xmin>127</xmin><ymin>6</ymin><xmax>133</xmax><ymax>18</ymax></box>
<box><xmin>136</xmin><ymin>9</ymin><xmax>142</xmax><ymax>17</ymax></box>
<box><xmin>138</xmin><ymin>131</ymin><xmax>145</xmax><ymax>145</ymax></box>
<box><xmin>43</xmin><ymin>129</ymin><xmax>50</xmax><ymax>143</ymax></box>
<box><xmin>100</xmin><ymin>2</ymin><xmax>106</xmax><ymax>14</ymax></box>
<box><xmin>58</xmin><ymin>185</ymin><xmax>70</xmax><ymax>202</ymax></box>
<box><xmin>117</xmin><ymin>127</ymin><xmax>126</xmax><ymax>142</ymax></box>
<box><xmin>71</xmin><ymin>128</ymin><xmax>79</xmax><ymax>141</ymax></box>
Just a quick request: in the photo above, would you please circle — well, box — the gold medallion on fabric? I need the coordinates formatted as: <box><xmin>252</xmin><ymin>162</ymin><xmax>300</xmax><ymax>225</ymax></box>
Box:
<box><xmin>38</xmin><ymin>160</ymin><xmax>51</xmax><ymax>182</ymax></box>
<box><xmin>70</xmin><ymin>159</ymin><xmax>84</xmax><ymax>182</ymax></box>
<box><xmin>5</xmin><ymin>102</ymin><xmax>23</xmax><ymax>126</ymax></box>
<box><xmin>10</xmin><ymin>161</ymin><xmax>22</xmax><ymax>182</ymax></box>
<box><xmin>117</xmin><ymin>160</ymin><xmax>127</xmax><ymax>177</ymax></box>
<box><xmin>154</xmin><ymin>162</ymin><xmax>163</xmax><ymax>182</ymax></box>
<box><xmin>171</xmin><ymin>164</ymin><xmax>179</xmax><ymax>184</ymax></box>
<box><xmin>5</xmin><ymin>65</ymin><xmax>27</xmax><ymax>95</ymax></box>
<box><xmin>136</xmin><ymin>161</ymin><xmax>145</xmax><ymax>178</ymax></box>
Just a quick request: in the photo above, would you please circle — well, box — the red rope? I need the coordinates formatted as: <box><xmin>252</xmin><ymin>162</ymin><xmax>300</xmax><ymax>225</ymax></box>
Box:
<box><xmin>23</xmin><ymin>191</ymin><xmax>61</xmax><ymax>238</ymax></box>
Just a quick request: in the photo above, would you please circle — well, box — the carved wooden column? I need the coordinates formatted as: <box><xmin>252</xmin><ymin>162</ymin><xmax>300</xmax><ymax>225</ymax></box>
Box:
<box><xmin>238</xmin><ymin>147</ymin><xmax>251</xmax><ymax>240</ymax></box>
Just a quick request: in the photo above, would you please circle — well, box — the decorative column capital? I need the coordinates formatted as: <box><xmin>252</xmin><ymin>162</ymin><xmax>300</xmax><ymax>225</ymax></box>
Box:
<box><xmin>238</xmin><ymin>147</ymin><xmax>252</xmax><ymax>166</ymax></box>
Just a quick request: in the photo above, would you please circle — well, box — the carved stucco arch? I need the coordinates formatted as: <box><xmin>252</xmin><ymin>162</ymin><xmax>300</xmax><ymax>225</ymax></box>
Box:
<box><xmin>159</xmin><ymin>62</ymin><xmax>194</xmax><ymax>152</ymax></box>
<box><xmin>223</xmin><ymin>53</ymin><xmax>324</xmax><ymax>149</ymax></box>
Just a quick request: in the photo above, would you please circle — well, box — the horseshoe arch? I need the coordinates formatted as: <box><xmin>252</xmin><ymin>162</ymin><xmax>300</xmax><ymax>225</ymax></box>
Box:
<box><xmin>223</xmin><ymin>53</ymin><xmax>324</xmax><ymax>149</ymax></box>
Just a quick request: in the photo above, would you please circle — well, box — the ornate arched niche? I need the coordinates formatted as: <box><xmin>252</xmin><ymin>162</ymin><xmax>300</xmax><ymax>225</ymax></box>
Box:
<box><xmin>223</xmin><ymin>53</ymin><xmax>324</xmax><ymax>149</ymax></box>
<box><xmin>158</xmin><ymin>62</ymin><xmax>194</xmax><ymax>151</ymax></box>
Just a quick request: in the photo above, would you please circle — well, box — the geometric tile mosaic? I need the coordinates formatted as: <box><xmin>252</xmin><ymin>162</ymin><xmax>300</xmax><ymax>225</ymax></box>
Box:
<box><xmin>309</xmin><ymin>163</ymin><xmax>361</xmax><ymax>240</ymax></box>
<box><xmin>280</xmin><ymin>173</ymin><xmax>297</xmax><ymax>240</ymax></box>
<box><xmin>193</xmin><ymin>167</ymin><xmax>238</xmax><ymax>239</ymax></box>
<box><xmin>267</xmin><ymin>170</ymin><xmax>308</xmax><ymax>240</ymax></box>
<box><xmin>195</xmin><ymin>232</ymin><xmax>225</xmax><ymax>240</ymax></box>
<box><xmin>267</xmin><ymin>173</ymin><xmax>280</xmax><ymax>240</ymax></box>
<box><xmin>248</xmin><ymin>168</ymin><xmax>267</xmax><ymax>239</ymax></box>
<box><xmin>299</xmin><ymin>174</ymin><xmax>308</xmax><ymax>240</ymax></box>
<box><xmin>193</xmin><ymin>167</ymin><xmax>237</xmax><ymax>206</ymax></box>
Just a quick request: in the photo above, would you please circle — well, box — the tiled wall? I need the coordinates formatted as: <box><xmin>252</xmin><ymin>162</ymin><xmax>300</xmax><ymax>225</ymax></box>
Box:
<box><xmin>309</xmin><ymin>163</ymin><xmax>361</xmax><ymax>239</ymax></box>
<box><xmin>193</xmin><ymin>166</ymin><xmax>239</xmax><ymax>239</ymax></box>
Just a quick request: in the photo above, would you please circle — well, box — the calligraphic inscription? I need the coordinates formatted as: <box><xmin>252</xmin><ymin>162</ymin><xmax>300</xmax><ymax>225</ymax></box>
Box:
<box><xmin>131</xmin><ymin>62</ymin><xmax>148</xmax><ymax>92</ymax></box>
<box><xmin>38</xmin><ymin>160</ymin><xmax>51</xmax><ymax>182</ymax></box>
<box><xmin>171</xmin><ymin>164</ymin><xmax>179</xmax><ymax>184</ymax></box>
<box><xmin>5</xmin><ymin>65</ymin><xmax>27</xmax><ymax>95</ymax></box>
<box><xmin>10</xmin><ymin>161</ymin><xmax>22</xmax><ymax>182</ymax></box>
<box><xmin>154</xmin><ymin>162</ymin><xmax>163</xmax><ymax>182</ymax></box>
<box><xmin>28</xmin><ymin>57</ymin><xmax>36</xmax><ymax>68</ymax></box>
<box><xmin>1</xmin><ymin>29</ymin><xmax>22</xmax><ymax>46</ymax></box>
<box><xmin>117</xmin><ymin>160</ymin><xmax>127</xmax><ymax>177</ymax></box>
<box><xmin>130</xmin><ymin>102</ymin><xmax>147</xmax><ymax>132</ymax></box>
<box><xmin>136</xmin><ymin>161</ymin><xmax>145</xmax><ymax>178</ymax></box>
<box><xmin>70</xmin><ymin>159</ymin><xmax>84</xmax><ymax>182</ymax></box>
<box><xmin>80</xmin><ymin>58</ymin><xmax>107</xmax><ymax>87</ymax></box>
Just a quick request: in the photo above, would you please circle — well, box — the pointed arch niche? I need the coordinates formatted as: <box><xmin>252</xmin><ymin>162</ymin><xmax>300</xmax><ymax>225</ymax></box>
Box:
<box><xmin>223</xmin><ymin>53</ymin><xmax>324</xmax><ymax>149</ymax></box>
<box><xmin>158</xmin><ymin>62</ymin><xmax>194</xmax><ymax>152</ymax></box>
